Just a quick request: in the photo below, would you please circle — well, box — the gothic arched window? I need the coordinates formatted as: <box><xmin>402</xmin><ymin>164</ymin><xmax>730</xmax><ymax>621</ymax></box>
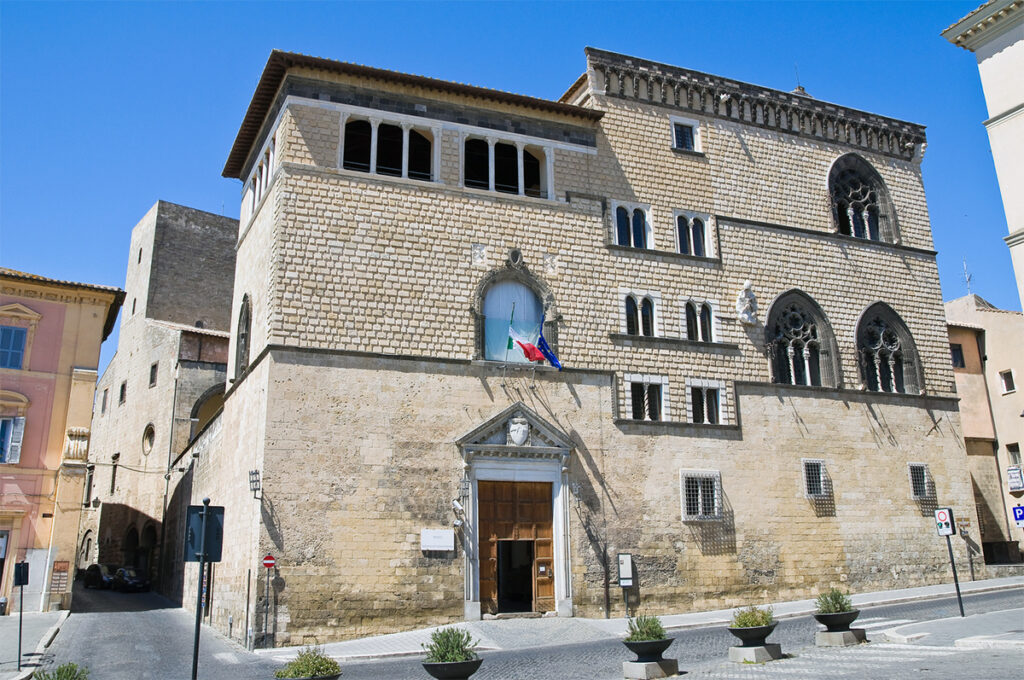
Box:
<box><xmin>765</xmin><ymin>291</ymin><xmax>839</xmax><ymax>388</ymax></box>
<box><xmin>828</xmin><ymin>153</ymin><xmax>897</xmax><ymax>243</ymax></box>
<box><xmin>235</xmin><ymin>295</ymin><xmax>251</xmax><ymax>378</ymax></box>
<box><xmin>856</xmin><ymin>303</ymin><xmax>921</xmax><ymax>394</ymax></box>
<box><xmin>685</xmin><ymin>302</ymin><xmax>698</xmax><ymax>340</ymax></box>
<box><xmin>482</xmin><ymin>280</ymin><xmax>543</xmax><ymax>363</ymax></box>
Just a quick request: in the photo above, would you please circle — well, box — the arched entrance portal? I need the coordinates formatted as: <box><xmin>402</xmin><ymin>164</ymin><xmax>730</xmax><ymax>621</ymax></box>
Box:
<box><xmin>123</xmin><ymin>527</ymin><xmax>139</xmax><ymax>568</ymax></box>
<box><xmin>140</xmin><ymin>524</ymin><xmax>158</xmax><ymax>580</ymax></box>
<box><xmin>457</xmin><ymin>403</ymin><xmax>573</xmax><ymax>619</ymax></box>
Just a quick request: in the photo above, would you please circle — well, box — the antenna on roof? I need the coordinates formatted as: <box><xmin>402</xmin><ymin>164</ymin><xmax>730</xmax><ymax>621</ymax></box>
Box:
<box><xmin>791</xmin><ymin>63</ymin><xmax>808</xmax><ymax>96</ymax></box>
<box><xmin>962</xmin><ymin>257</ymin><xmax>973</xmax><ymax>295</ymax></box>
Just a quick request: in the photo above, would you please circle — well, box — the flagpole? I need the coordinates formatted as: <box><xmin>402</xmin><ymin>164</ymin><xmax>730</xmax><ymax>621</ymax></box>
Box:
<box><xmin>501</xmin><ymin>302</ymin><xmax>515</xmax><ymax>386</ymax></box>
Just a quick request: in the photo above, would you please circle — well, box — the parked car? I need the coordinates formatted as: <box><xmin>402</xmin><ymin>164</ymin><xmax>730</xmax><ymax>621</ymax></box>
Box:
<box><xmin>111</xmin><ymin>567</ymin><xmax>150</xmax><ymax>592</ymax></box>
<box><xmin>83</xmin><ymin>563</ymin><xmax>117</xmax><ymax>589</ymax></box>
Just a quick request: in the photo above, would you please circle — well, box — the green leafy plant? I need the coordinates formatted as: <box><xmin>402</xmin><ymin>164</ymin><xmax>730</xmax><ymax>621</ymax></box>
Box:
<box><xmin>274</xmin><ymin>646</ymin><xmax>341</xmax><ymax>678</ymax></box>
<box><xmin>625</xmin><ymin>614</ymin><xmax>667</xmax><ymax>641</ymax></box>
<box><xmin>730</xmin><ymin>605</ymin><xmax>774</xmax><ymax>628</ymax></box>
<box><xmin>422</xmin><ymin>626</ymin><xmax>478</xmax><ymax>663</ymax></box>
<box><xmin>33</xmin><ymin>664</ymin><xmax>90</xmax><ymax>680</ymax></box>
<box><xmin>815</xmin><ymin>588</ymin><xmax>853</xmax><ymax>614</ymax></box>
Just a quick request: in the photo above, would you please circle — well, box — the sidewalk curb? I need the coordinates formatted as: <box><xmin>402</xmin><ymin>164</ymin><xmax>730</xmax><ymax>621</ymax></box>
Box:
<box><xmin>9</xmin><ymin>610</ymin><xmax>70</xmax><ymax>680</ymax></box>
<box><xmin>880</xmin><ymin>626</ymin><xmax>929</xmax><ymax>644</ymax></box>
<box><xmin>661</xmin><ymin>581</ymin><xmax>1024</xmax><ymax>633</ymax></box>
<box><xmin>954</xmin><ymin>635</ymin><xmax>1024</xmax><ymax>650</ymax></box>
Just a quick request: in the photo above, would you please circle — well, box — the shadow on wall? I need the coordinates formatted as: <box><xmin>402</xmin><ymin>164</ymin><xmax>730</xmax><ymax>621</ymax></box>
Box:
<box><xmin>95</xmin><ymin>503</ymin><xmax>161</xmax><ymax>579</ymax></box>
<box><xmin>161</xmin><ymin>465</ymin><xmax>195</xmax><ymax>605</ymax></box>
<box><xmin>687</xmin><ymin>490</ymin><xmax>737</xmax><ymax>556</ymax></box>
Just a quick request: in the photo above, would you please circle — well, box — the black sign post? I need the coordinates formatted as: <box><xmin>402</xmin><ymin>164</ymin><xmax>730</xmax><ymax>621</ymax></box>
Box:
<box><xmin>14</xmin><ymin>562</ymin><xmax>28</xmax><ymax>671</ymax></box>
<box><xmin>185</xmin><ymin>499</ymin><xmax>224</xmax><ymax>680</ymax></box>
<box><xmin>935</xmin><ymin>507</ymin><xmax>964</xmax><ymax>617</ymax></box>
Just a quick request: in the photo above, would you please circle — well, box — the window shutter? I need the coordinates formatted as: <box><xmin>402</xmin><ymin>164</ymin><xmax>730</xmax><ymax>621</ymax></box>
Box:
<box><xmin>8</xmin><ymin>417</ymin><xmax>25</xmax><ymax>464</ymax></box>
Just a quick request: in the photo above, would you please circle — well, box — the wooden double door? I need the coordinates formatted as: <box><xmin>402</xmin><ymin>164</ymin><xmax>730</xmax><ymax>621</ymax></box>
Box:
<box><xmin>478</xmin><ymin>481</ymin><xmax>554</xmax><ymax>614</ymax></box>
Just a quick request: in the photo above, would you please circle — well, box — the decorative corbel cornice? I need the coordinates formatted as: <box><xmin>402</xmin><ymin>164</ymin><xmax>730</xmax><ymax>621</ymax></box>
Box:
<box><xmin>584</xmin><ymin>48</ymin><xmax>926</xmax><ymax>161</ymax></box>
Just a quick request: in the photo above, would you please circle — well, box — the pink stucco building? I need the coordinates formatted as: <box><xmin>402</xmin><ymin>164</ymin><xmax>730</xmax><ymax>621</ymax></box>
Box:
<box><xmin>0</xmin><ymin>268</ymin><xmax>122</xmax><ymax>612</ymax></box>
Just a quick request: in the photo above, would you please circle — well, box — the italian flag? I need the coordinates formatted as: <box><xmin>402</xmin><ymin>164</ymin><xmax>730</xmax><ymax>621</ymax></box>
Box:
<box><xmin>508</xmin><ymin>328</ymin><xmax>545</xmax><ymax>362</ymax></box>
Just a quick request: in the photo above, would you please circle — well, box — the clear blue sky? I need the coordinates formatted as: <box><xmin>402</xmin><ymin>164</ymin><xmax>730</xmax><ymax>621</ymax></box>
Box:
<box><xmin>1</xmin><ymin>1</ymin><xmax>1016</xmax><ymax>373</ymax></box>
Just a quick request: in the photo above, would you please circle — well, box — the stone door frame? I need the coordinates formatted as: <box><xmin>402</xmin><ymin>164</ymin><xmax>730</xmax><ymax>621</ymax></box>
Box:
<box><xmin>456</xmin><ymin>402</ymin><xmax>574</xmax><ymax>620</ymax></box>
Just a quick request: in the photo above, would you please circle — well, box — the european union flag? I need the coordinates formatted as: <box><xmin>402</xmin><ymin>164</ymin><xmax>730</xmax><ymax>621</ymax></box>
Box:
<box><xmin>537</xmin><ymin>318</ymin><xmax>562</xmax><ymax>370</ymax></box>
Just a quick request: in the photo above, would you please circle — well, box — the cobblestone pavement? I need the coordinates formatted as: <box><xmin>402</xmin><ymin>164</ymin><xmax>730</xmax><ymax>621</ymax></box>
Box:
<box><xmin>37</xmin><ymin>588</ymin><xmax>1023</xmax><ymax>679</ymax></box>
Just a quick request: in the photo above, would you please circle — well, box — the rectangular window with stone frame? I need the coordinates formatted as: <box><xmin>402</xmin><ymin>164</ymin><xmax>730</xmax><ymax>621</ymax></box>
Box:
<box><xmin>680</xmin><ymin>470</ymin><xmax>722</xmax><ymax>520</ymax></box>
<box><xmin>908</xmin><ymin>463</ymin><xmax>933</xmax><ymax>500</ymax></box>
<box><xmin>630</xmin><ymin>382</ymin><xmax>663</xmax><ymax>421</ymax></box>
<box><xmin>690</xmin><ymin>386</ymin><xmax>719</xmax><ymax>424</ymax></box>
<box><xmin>0</xmin><ymin>416</ymin><xmax>25</xmax><ymax>464</ymax></box>
<box><xmin>802</xmin><ymin>459</ymin><xmax>828</xmax><ymax>497</ymax></box>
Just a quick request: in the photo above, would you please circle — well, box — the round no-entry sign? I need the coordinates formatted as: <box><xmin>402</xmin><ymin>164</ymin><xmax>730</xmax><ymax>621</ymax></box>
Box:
<box><xmin>262</xmin><ymin>554</ymin><xmax>276</xmax><ymax>569</ymax></box>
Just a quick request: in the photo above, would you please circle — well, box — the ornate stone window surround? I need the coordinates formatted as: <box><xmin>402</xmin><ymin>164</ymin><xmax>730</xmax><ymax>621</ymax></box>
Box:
<box><xmin>673</xmin><ymin>209</ymin><xmax>714</xmax><ymax>258</ymax></box>
<box><xmin>764</xmin><ymin>289</ymin><xmax>842</xmax><ymax>389</ymax></box>
<box><xmin>609</xmin><ymin>201</ymin><xmax>654</xmax><ymax>249</ymax></box>
<box><xmin>618</xmin><ymin>287</ymin><xmax>662</xmax><ymax>337</ymax></box>
<box><xmin>668</xmin><ymin>114</ymin><xmax>703</xmax><ymax>154</ymax></box>
<box><xmin>854</xmin><ymin>302</ymin><xmax>923</xmax><ymax>395</ymax></box>
<box><xmin>624</xmin><ymin>373</ymin><xmax>669</xmax><ymax>421</ymax></box>
<box><xmin>471</xmin><ymin>262</ymin><xmax>559</xmax><ymax>362</ymax></box>
<box><xmin>826</xmin><ymin>153</ymin><xmax>900</xmax><ymax>244</ymax></box>
<box><xmin>683</xmin><ymin>297</ymin><xmax>719</xmax><ymax>343</ymax></box>
<box><xmin>0</xmin><ymin>303</ymin><xmax>41</xmax><ymax>371</ymax></box>
<box><xmin>685</xmin><ymin>377</ymin><xmax>727</xmax><ymax>424</ymax></box>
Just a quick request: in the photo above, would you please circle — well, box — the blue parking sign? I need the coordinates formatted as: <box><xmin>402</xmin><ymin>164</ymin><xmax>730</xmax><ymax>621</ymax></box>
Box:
<box><xmin>1013</xmin><ymin>506</ymin><xmax>1024</xmax><ymax>528</ymax></box>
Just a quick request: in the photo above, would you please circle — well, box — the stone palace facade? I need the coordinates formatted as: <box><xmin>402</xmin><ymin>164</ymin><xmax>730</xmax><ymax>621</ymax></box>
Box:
<box><xmin>168</xmin><ymin>48</ymin><xmax>976</xmax><ymax>646</ymax></box>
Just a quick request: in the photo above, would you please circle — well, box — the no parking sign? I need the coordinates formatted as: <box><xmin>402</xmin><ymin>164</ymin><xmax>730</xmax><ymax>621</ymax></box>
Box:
<box><xmin>934</xmin><ymin>507</ymin><xmax>956</xmax><ymax>536</ymax></box>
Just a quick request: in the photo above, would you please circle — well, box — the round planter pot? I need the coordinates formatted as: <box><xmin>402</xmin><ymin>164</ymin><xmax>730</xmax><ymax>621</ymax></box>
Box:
<box><xmin>813</xmin><ymin>609</ymin><xmax>860</xmax><ymax>632</ymax></box>
<box><xmin>280</xmin><ymin>675</ymin><xmax>341</xmax><ymax>680</ymax></box>
<box><xmin>422</xmin><ymin>658</ymin><xmax>484</xmax><ymax>680</ymax></box>
<box><xmin>622</xmin><ymin>638</ymin><xmax>673</xmax><ymax>663</ymax></box>
<box><xmin>727</xmin><ymin>622</ymin><xmax>778</xmax><ymax>647</ymax></box>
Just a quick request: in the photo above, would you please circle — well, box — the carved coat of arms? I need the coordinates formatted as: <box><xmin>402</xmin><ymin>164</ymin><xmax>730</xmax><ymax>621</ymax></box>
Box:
<box><xmin>506</xmin><ymin>415</ymin><xmax>530</xmax><ymax>446</ymax></box>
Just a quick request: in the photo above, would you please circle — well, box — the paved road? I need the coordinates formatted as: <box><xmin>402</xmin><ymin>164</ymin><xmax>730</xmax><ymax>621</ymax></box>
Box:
<box><xmin>38</xmin><ymin>587</ymin><xmax>1024</xmax><ymax>679</ymax></box>
<box><xmin>40</xmin><ymin>584</ymin><xmax>276</xmax><ymax>680</ymax></box>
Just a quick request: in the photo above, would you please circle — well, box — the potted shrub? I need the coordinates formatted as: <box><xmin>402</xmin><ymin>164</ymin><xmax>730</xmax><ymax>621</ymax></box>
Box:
<box><xmin>813</xmin><ymin>588</ymin><xmax>859</xmax><ymax>632</ymax></box>
<box><xmin>727</xmin><ymin>605</ymin><xmax>777</xmax><ymax>647</ymax></box>
<box><xmin>622</xmin><ymin>614</ymin><xmax>673</xmax><ymax>663</ymax></box>
<box><xmin>421</xmin><ymin>627</ymin><xmax>482</xmax><ymax>680</ymax></box>
<box><xmin>274</xmin><ymin>646</ymin><xmax>341</xmax><ymax>680</ymax></box>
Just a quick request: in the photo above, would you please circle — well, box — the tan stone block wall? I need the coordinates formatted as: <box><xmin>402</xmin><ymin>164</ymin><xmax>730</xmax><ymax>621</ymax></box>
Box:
<box><xmin>191</xmin><ymin>353</ymin><xmax>975</xmax><ymax>642</ymax></box>
<box><xmin>244</xmin><ymin>89</ymin><xmax>954</xmax><ymax>430</ymax></box>
<box><xmin>183</xmin><ymin>359</ymin><xmax>268</xmax><ymax>644</ymax></box>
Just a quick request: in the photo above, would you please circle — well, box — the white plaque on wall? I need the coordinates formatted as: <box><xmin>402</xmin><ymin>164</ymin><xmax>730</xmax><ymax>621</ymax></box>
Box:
<box><xmin>420</xmin><ymin>529</ymin><xmax>455</xmax><ymax>551</ymax></box>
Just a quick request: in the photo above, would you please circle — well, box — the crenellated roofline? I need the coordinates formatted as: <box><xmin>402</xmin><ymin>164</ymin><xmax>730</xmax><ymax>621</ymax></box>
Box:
<box><xmin>576</xmin><ymin>48</ymin><xmax>927</xmax><ymax>162</ymax></box>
